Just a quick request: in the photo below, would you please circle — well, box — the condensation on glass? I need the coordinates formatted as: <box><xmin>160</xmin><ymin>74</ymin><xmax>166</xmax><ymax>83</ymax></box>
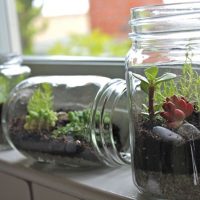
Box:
<box><xmin>126</xmin><ymin>2</ymin><xmax>200</xmax><ymax>200</ymax></box>
<box><xmin>2</xmin><ymin>76</ymin><xmax>130</xmax><ymax>167</ymax></box>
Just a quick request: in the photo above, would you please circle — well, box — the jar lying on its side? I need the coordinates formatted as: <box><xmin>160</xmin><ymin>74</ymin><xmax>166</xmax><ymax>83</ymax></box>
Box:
<box><xmin>126</xmin><ymin>2</ymin><xmax>200</xmax><ymax>200</ymax></box>
<box><xmin>2</xmin><ymin>76</ymin><xmax>130</xmax><ymax>167</ymax></box>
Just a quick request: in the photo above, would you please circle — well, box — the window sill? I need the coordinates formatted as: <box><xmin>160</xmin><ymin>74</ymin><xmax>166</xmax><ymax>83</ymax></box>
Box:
<box><xmin>0</xmin><ymin>147</ymin><xmax>140</xmax><ymax>200</ymax></box>
<box><xmin>23</xmin><ymin>55</ymin><xmax>125</xmax><ymax>79</ymax></box>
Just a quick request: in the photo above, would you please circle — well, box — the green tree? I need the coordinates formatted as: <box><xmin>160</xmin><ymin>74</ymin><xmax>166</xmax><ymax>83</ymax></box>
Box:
<box><xmin>48</xmin><ymin>29</ymin><xmax>131</xmax><ymax>57</ymax></box>
<box><xmin>16</xmin><ymin>0</ymin><xmax>47</xmax><ymax>54</ymax></box>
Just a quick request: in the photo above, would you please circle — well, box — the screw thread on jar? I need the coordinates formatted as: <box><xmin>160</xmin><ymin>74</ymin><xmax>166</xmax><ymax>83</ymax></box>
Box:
<box><xmin>91</xmin><ymin>79</ymin><xmax>130</xmax><ymax>166</ymax></box>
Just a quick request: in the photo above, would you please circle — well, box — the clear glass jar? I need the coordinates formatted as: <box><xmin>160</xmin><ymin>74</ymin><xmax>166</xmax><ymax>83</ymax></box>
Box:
<box><xmin>126</xmin><ymin>2</ymin><xmax>200</xmax><ymax>200</ymax></box>
<box><xmin>0</xmin><ymin>53</ymin><xmax>30</xmax><ymax>104</ymax></box>
<box><xmin>0</xmin><ymin>53</ymin><xmax>30</xmax><ymax>143</ymax></box>
<box><xmin>2</xmin><ymin>76</ymin><xmax>130</xmax><ymax>167</ymax></box>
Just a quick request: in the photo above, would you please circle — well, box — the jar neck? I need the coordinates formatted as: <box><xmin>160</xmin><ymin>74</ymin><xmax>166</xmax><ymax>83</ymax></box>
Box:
<box><xmin>129</xmin><ymin>3</ymin><xmax>200</xmax><ymax>65</ymax></box>
<box><xmin>90</xmin><ymin>79</ymin><xmax>130</xmax><ymax>166</ymax></box>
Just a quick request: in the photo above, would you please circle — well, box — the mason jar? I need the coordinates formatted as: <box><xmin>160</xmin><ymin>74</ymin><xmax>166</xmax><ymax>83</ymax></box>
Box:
<box><xmin>125</xmin><ymin>2</ymin><xmax>200</xmax><ymax>200</ymax></box>
<box><xmin>0</xmin><ymin>53</ymin><xmax>30</xmax><ymax>143</ymax></box>
<box><xmin>2</xmin><ymin>76</ymin><xmax>130</xmax><ymax>167</ymax></box>
<box><xmin>0</xmin><ymin>53</ymin><xmax>30</xmax><ymax>104</ymax></box>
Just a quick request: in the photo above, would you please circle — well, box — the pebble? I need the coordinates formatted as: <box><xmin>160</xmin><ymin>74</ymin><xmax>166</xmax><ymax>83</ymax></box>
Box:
<box><xmin>152</xmin><ymin>126</ymin><xmax>184</xmax><ymax>146</ymax></box>
<box><xmin>57</xmin><ymin>112</ymin><xmax>68</xmax><ymax>121</ymax></box>
<box><xmin>177</xmin><ymin>122</ymin><xmax>200</xmax><ymax>141</ymax></box>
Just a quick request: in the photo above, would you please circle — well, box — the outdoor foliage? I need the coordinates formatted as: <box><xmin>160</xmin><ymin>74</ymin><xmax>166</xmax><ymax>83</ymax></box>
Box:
<box><xmin>48</xmin><ymin>29</ymin><xmax>131</xmax><ymax>57</ymax></box>
<box><xmin>16</xmin><ymin>0</ymin><xmax>130</xmax><ymax>57</ymax></box>
<box><xmin>16</xmin><ymin>0</ymin><xmax>47</xmax><ymax>54</ymax></box>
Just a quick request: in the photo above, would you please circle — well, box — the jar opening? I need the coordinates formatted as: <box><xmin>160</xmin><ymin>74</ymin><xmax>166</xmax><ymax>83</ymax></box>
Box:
<box><xmin>131</xmin><ymin>2</ymin><xmax>200</xmax><ymax>21</ymax></box>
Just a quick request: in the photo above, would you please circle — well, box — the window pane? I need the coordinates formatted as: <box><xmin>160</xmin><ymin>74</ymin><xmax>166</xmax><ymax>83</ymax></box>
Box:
<box><xmin>16</xmin><ymin>0</ymin><xmax>163</xmax><ymax>57</ymax></box>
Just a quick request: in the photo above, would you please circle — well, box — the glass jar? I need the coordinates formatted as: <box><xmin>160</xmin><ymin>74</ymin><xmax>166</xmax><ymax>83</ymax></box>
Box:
<box><xmin>2</xmin><ymin>76</ymin><xmax>130</xmax><ymax>167</ymax></box>
<box><xmin>0</xmin><ymin>53</ymin><xmax>30</xmax><ymax>143</ymax></box>
<box><xmin>126</xmin><ymin>2</ymin><xmax>200</xmax><ymax>200</ymax></box>
<box><xmin>0</xmin><ymin>53</ymin><xmax>30</xmax><ymax>104</ymax></box>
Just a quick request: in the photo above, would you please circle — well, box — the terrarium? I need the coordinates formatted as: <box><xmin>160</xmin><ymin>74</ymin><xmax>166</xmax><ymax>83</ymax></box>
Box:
<box><xmin>126</xmin><ymin>2</ymin><xmax>200</xmax><ymax>200</ymax></box>
<box><xmin>2</xmin><ymin>76</ymin><xmax>130</xmax><ymax>167</ymax></box>
<box><xmin>0</xmin><ymin>53</ymin><xmax>30</xmax><ymax>143</ymax></box>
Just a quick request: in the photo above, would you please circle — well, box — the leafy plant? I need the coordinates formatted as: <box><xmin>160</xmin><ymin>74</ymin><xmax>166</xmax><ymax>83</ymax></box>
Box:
<box><xmin>24</xmin><ymin>83</ymin><xmax>57</xmax><ymax>132</ymax></box>
<box><xmin>132</xmin><ymin>66</ymin><xmax>177</xmax><ymax>121</ymax></box>
<box><xmin>52</xmin><ymin>109</ymin><xmax>91</xmax><ymax>139</ymax></box>
<box><xmin>160</xmin><ymin>95</ymin><xmax>194</xmax><ymax>128</ymax></box>
<box><xmin>175</xmin><ymin>54</ymin><xmax>200</xmax><ymax>109</ymax></box>
<box><xmin>52</xmin><ymin>109</ymin><xmax>111</xmax><ymax>140</ymax></box>
<box><xmin>152</xmin><ymin>53</ymin><xmax>200</xmax><ymax>113</ymax></box>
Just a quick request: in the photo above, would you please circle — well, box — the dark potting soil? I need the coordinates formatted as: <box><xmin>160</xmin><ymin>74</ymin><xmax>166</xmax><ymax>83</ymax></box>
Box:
<box><xmin>134</xmin><ymin>113</ymin><xmax>200</xmax><ymax>199</ymax></box>
<box><xmin>134</xmin><ymin>113</ymin><xmax>200</xmax><ymax>175</ymax></box>
<box><xmin>9</xmin><ymin>119</ymin><xmax>97</xmax><ymax>162</ymax></box>
<box><xmin>9</xmin><ymin>116</ymin><xmax>121</xmax><ymax>164</ymax></box>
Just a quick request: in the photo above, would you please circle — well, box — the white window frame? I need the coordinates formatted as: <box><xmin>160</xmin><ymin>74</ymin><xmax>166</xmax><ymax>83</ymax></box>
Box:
<box><xmin>0</xmin><ymin>0</ymin><xmax>125</xmax><ymax>79</ymax></box>
<box><xmin>0</xmin><ymin>0</ymin><xmax>21</xmax><ymax>54</ymax></box>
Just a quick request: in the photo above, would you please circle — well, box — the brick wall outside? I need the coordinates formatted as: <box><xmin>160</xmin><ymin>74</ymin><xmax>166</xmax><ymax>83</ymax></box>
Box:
<box><xmin>89</xmin><ymin>0</ymin><xmax>163</xmax><ymax>38</ymax></box>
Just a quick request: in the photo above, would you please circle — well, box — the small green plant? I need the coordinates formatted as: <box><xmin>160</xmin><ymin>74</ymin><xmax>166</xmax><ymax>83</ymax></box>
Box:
<box><xmin>24</xmin><ymin>83</ymin><xmax>58</xmax><ymax>132</ymax></box>
<box><xmin>52</xmin><ymin>109</ymin><xmax>111</xmax><ymax>141</ymax></box>
<box><xmin>153</xmin><ymin>53</ymin><xmax>200</xmax><ymax>112</ymax></box>
<box><xmin>176</xmin><ymin>54</ymin><xmax>200</xmax><ymax>109</ymax></box>
<box><xmin>132</xmin><ymin>66</ymin><xmax>177</xmax><ymax>121</ymax></box>
<box><xmin>52</xmin><ymin>109</ymin><xmax>90</xmax><ymax>139</ymax></box>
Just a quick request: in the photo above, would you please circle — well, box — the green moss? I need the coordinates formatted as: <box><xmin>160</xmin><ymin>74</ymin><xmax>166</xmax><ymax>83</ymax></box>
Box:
<box><xmin>24</xmin><ymin>83</ymin><xmax>57</xmax><ymax>132</ymax></box>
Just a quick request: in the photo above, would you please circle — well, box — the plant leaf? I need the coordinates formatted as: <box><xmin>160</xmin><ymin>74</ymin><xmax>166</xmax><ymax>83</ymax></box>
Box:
<box><xmin>132</xmin><ymin>73</ymin><xmax>149</xmax><ymax>84</ymax></box>
<box><xmin>140</xmin><ymin>81</ymin><xmax>149</xmax><ymax>93</ymax></box>
<box><xmin>155</xmin><ymin>73</ymin><xmax>176</xmax><ymax>85</ymax></box>
<box><xmin>144</xmin><ymin>66</ymin><xmax>158</xmax><ymax>81</ymax></box>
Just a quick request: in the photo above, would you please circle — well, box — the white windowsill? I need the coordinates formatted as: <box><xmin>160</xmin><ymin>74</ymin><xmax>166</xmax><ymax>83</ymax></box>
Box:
<box><xmin>23</xmin><ymin>55</ymin><xmax>126</xmax><ymax>79</ymax></box>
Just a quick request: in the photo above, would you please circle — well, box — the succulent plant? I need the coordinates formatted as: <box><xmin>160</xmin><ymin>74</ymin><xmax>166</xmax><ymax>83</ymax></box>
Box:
<box><xmin>132</xmin><ymin>66</ymin><xmax>177</xmax><ymax>121</ymax></box>
<box><xmin>24</xmin><ymin>83</ymin><xmax>58</xmax><ymax>132</ymax></box>
<box><xmin>160</xmin><ymin>95</ymin><xmax>194</xmax><ymax>129</ymax></box>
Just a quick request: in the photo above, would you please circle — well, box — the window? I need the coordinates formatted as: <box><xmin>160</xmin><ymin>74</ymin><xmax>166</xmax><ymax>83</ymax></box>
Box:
<box><xmin>0</xmin><ymin>0</ymin><xmax>21</xmax><ymax>54</ymax></box>
<box><xmin>1</xmin><ymin>0</ymin><xmax>195</xmax><ymax>58</ymax></box>
<box><xmin>15</xmin><ymin>0</ymin><xmax>164</xmax><ymax>57</ymax></box>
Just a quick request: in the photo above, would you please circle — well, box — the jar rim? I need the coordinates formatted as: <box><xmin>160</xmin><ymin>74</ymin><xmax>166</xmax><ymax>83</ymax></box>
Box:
<box><xmin>131</xmin><ymin>2</ymin><xmax>200</xmax><ymax>20</ymax></box>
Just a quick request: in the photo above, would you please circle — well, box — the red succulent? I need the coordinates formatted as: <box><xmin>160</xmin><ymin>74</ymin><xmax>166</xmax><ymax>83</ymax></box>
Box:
<box><xmin>160</xmin><ymin>95</ymin><xmax>194</xmax><ymax>129</ymax></box>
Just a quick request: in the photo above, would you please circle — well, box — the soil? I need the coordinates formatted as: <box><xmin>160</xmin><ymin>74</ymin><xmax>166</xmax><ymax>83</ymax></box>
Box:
<box><xmin>134</xmin><ymin>112</ymin><xmax>200</xmax><ymax>199</ymax></box>
<box><xmin>9</xmin><ymin>113</ymin><xmax>121</xmax><ymax>166</ymax></box>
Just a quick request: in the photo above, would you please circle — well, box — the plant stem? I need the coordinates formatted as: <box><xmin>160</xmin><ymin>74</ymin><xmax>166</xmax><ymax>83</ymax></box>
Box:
<box><xmin>148</xmin><ymin>85</ymin><xmax>155</xmax><ymax>121</ymax></box>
